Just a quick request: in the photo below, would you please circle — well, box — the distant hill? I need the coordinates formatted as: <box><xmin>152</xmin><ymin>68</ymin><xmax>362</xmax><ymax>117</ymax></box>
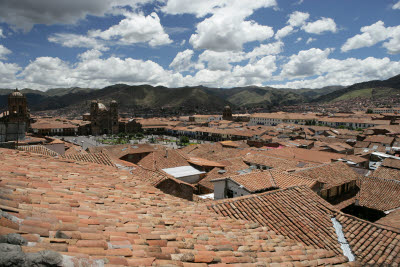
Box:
<box><xmin>0</xmin><ymin>74</ymin><xmax>399</xmax><ymax>113</ymax></box>
<box><xmin>44</xmin><ymin>87</ymin><xmax>96</xmax><ymax>97</ymax></box>
<box><xmin>314</xmin><ymin>74</ymin><xmax>400</xmax><ymax>103</ymax></box>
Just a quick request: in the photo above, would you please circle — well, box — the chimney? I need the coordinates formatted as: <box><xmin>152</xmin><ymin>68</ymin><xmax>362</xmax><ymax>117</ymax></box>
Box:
<box><xmin>165</xmin><ymin>150</ymin><xmax>168</xmax><ymax>158</ymax></box>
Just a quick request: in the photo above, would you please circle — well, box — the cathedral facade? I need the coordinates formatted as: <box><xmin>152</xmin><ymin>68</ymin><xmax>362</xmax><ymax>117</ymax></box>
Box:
<box><xmin>89</xmin><ymin>100</ymin><xmax>119</xmax><ymax>135</ymax></box>
<box><xmin>0</xmin><ymin>89</ymin><xmax>30</xmax><ymax>142</ymax></box>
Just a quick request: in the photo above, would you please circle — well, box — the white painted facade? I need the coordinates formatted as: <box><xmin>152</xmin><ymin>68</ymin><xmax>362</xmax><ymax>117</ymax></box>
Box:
<box><xmin>212</xmin><ymin>179</ymin><xmax>250</xmax><ymax>200</ymax></box>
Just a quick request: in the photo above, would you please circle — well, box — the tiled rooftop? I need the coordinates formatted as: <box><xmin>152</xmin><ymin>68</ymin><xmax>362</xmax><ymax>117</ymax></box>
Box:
<box><xmin>211</xmin><ymin>170</ymin><xmax>317</xmax><ymax>193</ymax></box>
<box><xmin>243</xmin><ymin>152</ymin><xmax>318</xmax><ymax>171</ymax></box>
<box><xmin>17</xmin><ymin>145</ymin><xmax>60</xmax><ymax>157</ymax></box>
<box><xmin>62</xmin><ymin>152</ymin><xmax>115</xmax><ymax>167</ymax></box>
<box><xmin>0</xmin><ymin>148</ymin><xmax>356</xmax><ymax>266</ymax></box>
<box><xmin>381</xmin><ymin>157</ymin><xmax>400</xmax><ymax>170</ymax></box>
<box><xmin>294</xmin><ymin>161</ymin><xmax>359</xmax><ymax>189</ymax></box>
<box><xmin>357</xmin><ymin>176</ymin><xmax>400</xmax><ymax>211</ymax></box>
<box><xmin>209</xmin><ymin>186</ymin><xmax>400</xmax><ymax>266</ymax></box>
<box><xmin>372</xmin><ymin>166</ymin><xmax>400</xmax><ymax>181</ymax></box>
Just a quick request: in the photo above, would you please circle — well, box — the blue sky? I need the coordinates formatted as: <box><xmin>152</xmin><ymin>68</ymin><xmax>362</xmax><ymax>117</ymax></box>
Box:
<box><xmin>0</xmin><ymin>0</ymin><xmax>399</xmax><ymax>90</ymax></box>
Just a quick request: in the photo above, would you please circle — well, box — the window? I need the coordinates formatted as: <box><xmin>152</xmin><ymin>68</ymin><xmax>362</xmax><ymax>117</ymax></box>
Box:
<box><xmin>226</xmin><ymin>189</ymin><xmax>234</xmax><ymax>198</ymax></box>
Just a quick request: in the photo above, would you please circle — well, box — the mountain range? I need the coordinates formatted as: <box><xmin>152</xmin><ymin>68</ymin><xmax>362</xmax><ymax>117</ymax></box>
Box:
<box><xmin>0</xmin><ymin>74</ymin><xmax>399</xmax><ymax>113</ymax></box>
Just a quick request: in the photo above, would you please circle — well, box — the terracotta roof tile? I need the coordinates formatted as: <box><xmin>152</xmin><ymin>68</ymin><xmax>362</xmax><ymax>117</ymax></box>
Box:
<box><xmin>17</xmin><ymin>145</ymin><xmax>59</xmax><ymax>157</ymax></box>
<box><xmin>209</xmin><ymin>186</ymin><xmax>400</xmax><ymax>266</ymax></box>
<box><xmin>372</xmin><ymin>166</ymin><xmax>400</xmax><ymax>181</ymax></box>
<box><xmin>381</xmin><ymin>158</ymin><xmax>400</xmax><ymax>170</ymax></box>
<box><xmin>294</xmin><ymin>161</ymin><xmax>359</xmax><ymax>189</ymax></box>
<box><xmin>357</xmin><ymin>176</ymin><xmax>400</xmax><ymax>211</ymax></box>
<box><xmin>0</xmin><ymin>148</ymin><xmax>355</xmax><ymax>266</ymax></box>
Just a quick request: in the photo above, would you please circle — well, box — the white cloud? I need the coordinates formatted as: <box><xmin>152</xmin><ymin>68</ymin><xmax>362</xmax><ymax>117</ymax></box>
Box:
<box><xmin>185</xmin><ymin>0</ymin><xmax>275</xmax><ymax>52</ymax></box>
<box><xmin>169</xmin><ymin>49</ymin><xmax>195</xmax><ymax>72</ymax></box>
<box><xmin>89</xmin><ymin>12</ymin><xmax>172</xmax><ymax>47</ymax></box>
<box><xmin>161</xmin><ymin>0</ymin><xmax>227</xmax><ymax>17</ymax></box>
<box><xmin>0</xmin><ymin>44</ymin><xmax>12</xmax><ymax>60</ymax></box>
<box><xmin>48</xmin><ymin>33</ymin><xmax>108</xmax><ymax>51</ymax></box>
<box><xmin>275</xmin><ymin>26</ymin><xmax>294</xmax><ymax>40</ymax></box>
<box><xmin>0</xmin><ymin>0</ymin><xmax>152</xmax><ymax>32</ymax></box>
<box><xmin>276</xmin><ymin>49</ymin><xmax>400</xmax><ymax>89</ymax></box>
<box><xmin>49</xmin><ymin>11</ymin><xmax>171</xmax><ymax>50</ymax></box>
<box><xmin>181</xmin><ymin>55</ymin><xmax>277</xmax><ymax>87</ymax></box>
<box><xmin>0</xmin><ymin>61</ymin><xmax>20</xmax><ymax>86</ymax></box>
<box><xmin>162</xmin><ymin>0</ymin><xmax>277</xmax><ymax>18</ymax></box>
<box><xmin>190</xmin><ymin>15</ymin><xmax>274</xmax><ymax>52</ymax></box>
<box><xmin>288</xmin><ymin>11</ymin><xmax>309</xmax><ymax>27</ymax></box>
<box><xmin>78</xmin><ymin>49</ymin><xmax>103</xmax><ymax>61</ymax></box>
<box><xmin>198</xmin><ymin>50</ymin><xmax>245</xmax><ymax>71</ymax></box>
<box><xmin>295</xmin><ymin>37</ymin><xmax>302</xmax><ymax>43</ymax></box>
<box><xmin>341</xmin><ymin>21</ymin><xmax>400</xmax><ymax>54</ymax></box>
<box><xmin>302</xmin><ymin>17</ymin><xmax>337</xmax><ymax>34</ymax></box>
<box><xmin>246</xmin><ymin>41</ymin><xmax>284</xmax><ymax>60</ymax></box>
<box><xmin>274</xmin><ymin>11</ymin><xmax>309</xmax><ymax>40</ymax></box>
<box><xmin>393</xmin><ymin>1</ymin><xmax>400</xmax><ymax>9</ymax></box>
<box><xmin>280</xmin><ymin>48</ymin><xmax>332</xmax><ymax>78</ymax></box>
<box><xmin>233</xmin><ymin>55</ymin><xmax>277</xmax><ymax>80</ymax></box>
<box><xmin>15</xmin><ymin>53</ymin><xmax>185</xmax><ymax>90</ymax></box>
<box><xmin>0</xmin><ymin>28</ymin><xmax>4</xmax><ymax>38</ymax></box>
<box><xmin>306</xmin><ymin>37</ymin><xmax>315</xmax><ymax>44</ymax></box>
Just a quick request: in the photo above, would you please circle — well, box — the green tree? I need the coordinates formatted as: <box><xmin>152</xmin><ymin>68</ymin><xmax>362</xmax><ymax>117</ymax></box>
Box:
<box><xmin>180</xmin><ymin>136</ymin><xmax>189</xmax><ymax>144</ymax></box>
<box><xmin>366</xmin><ymin>109</ymin><xmax>373</xmax><ymax>114</ymax></box>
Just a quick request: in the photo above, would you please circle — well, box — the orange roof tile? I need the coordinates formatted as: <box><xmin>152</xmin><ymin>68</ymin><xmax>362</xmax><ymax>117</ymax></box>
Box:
<box><xmin>0</xmin><ymin>148</ymin><xmax>355</xmax><ymax>266</ymax></box>
<box><xmin>209</xmin><ymin>186</ymin><xmax>400</xmax><ymax>266</ymax></box>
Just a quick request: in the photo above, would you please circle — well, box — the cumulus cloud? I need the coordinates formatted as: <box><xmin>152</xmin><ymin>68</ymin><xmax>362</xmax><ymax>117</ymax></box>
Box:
<box><xmin>48</xmin><ymin>33</ymin><xmax>108</xmax><ymax>51</ymax></box>
<box><xmin>246</xmin><ymin>41</ymin><xmax>284</xmax><ymax>60</ymax></box>
<box><xmin>190</xmin><ymin>16</ymin><xmax>274</xmax><ymax>52</ymax></box>
<box><xmin>89</xmin><ymin>12</ymin><xmax>172</xmax><ymax>47</ymax></box>
<box><xmin>169</xmin><ymin>49</ymin><xmax>195</xmax><ymax>72</ymax></box>
<box><xmin>232</xmin><ymin>55</ymin><xmax>277</xmax><ymax>80</ymax></box>
<box><xmin>185</xmin><ymin>0</ymin><xmax>276</xmax><ymax>52</ymax></box>
<box><xmin>180</xmin><ymin>55</ymin><xmax>277</xmax><ymax>88</ymax></box>
<box><xmin>0</xmin><ymin>44</ymin><xmax>12</xmax><ymax>60</ymax></box>
<box><xmin>393</xmin><ymin>1</ymin><xmax>400</xmax><ymax>9</ymax></box>
<box><xmin>280</xmin><ymin>48</ymin><xmax>332</xmax><ymax>78</ymax></box>
<box><xmin>302</xmin><ymin>17</ymin><xmax>337</xmax><ymax>34</ymax></box>
<box><xmin>197</xmin><ymin>50</ymin><xmax>245</xmax><ymax>71</ymax></box>
<box><xmin>162</xmin><ymin>0</ymin><xmax>277</xmax><ymax>18</ymax></box>
<box><xmin>0</xmin><ymin>28</ymin><xmax>4</xmax><ymax>38</ymax></box>
<box><xmin>0</xmin><ymin>61</ymin><xmax>20</xmax><ymax>86</ymax></box>
<box><xmin>14</xmin><ymin>53</ymin><xmax>184</xmax><ymax>90</ymax></box>
<box><xmin>0</xmin><ymin>0</ymin><xmax>152</xmax><ymax>32</ymax></box>
<box><xmin>49</xmin><ymin>11</ymin><xmax>171</xmax><ymax>50</ymax></box>
<box><xmin>341</xmin><ymin>21</ymin><xmax>400</xmax><ymax>54</ymax></box>
<box><xmin>276</xmin><ymin>11</ymin><xmax>336</xmax><ymax>40</ymax></box>
<box><xmin>276</xmin><ymin>48</ymin><xmax>400</xmax><ymax>88</ymax></box>
<box><xmin>275</xmin><ymin>25</ymin><xmax>295</xmax><ymax>40</ymax></box>
<box><xmin>288</xmin><ymin>11</ymin><xmax>309</xmax><ymax>27</ymax></box>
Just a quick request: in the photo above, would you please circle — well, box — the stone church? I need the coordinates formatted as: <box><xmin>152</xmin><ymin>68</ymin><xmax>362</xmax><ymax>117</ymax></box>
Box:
<box><xmin>89</xmin><ymin>100</ymin><xmax>119</xmax><ymax>135</ymax></box>
<box><xmin>0</xmin><ymin>89</ymin><xmax>30</xmax><ymax>142</ymax></box>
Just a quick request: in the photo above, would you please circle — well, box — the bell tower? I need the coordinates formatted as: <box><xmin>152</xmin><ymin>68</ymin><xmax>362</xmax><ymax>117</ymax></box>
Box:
<box><xmin>110</xmin><ymin>100</ymin><xmax>119</xmax><ymax>134</ymax></box>
<box><xmin>8</xmin><ymin>88</ymin><xmax>28</xmax><ymax>122</ymax></box>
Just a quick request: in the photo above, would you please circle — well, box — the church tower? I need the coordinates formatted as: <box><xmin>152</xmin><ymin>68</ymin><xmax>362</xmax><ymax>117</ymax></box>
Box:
<box><xmin>223</xmin><ymin>105</ymin><xmax>233</xmax><ymax>121</ymax></box>
<box><xmin>110</xmin><ymin>100</ymin><xmax>119</xmax><ymax>134</ymax></box>
<box><xmin>8</xmin><ymin>88</ymin><xmax>28</xmax><ymax>123</ymax></box>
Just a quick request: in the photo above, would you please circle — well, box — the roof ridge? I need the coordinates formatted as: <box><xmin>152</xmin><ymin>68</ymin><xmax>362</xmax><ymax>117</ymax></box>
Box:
<box><xmin>268</xmin><ymin>169</ymin><xmax>277</xmax><ymax>188</ymax></box>
<box><xmin>294</xmin><ymin>161</ymin><xmax>337</xmax><ymax>173</ymax></box>
<box><xmin>336</xmin><ymin>212</ymin><xmax>400</xmax><ymax>233</ymax></box>
<box><xmin>363</xmin><ymin>175</ymin><xmax>400</xmax><ymax>184</ymax></box>
<box><xmin>209</xmin><ymin>185</ymin><xmax>309</xmax><ymax>205</ymax></box>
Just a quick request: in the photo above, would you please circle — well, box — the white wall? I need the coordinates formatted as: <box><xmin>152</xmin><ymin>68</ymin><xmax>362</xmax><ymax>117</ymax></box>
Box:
<box><xmin>213</xmin><ymin>179</ymin><xmax>250</xmax><ymax>200</ymax></box>
<box><xmin>177</xmin><ymin>174</ymin><xmax>201</xmax><ymax>184</ymax></box>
